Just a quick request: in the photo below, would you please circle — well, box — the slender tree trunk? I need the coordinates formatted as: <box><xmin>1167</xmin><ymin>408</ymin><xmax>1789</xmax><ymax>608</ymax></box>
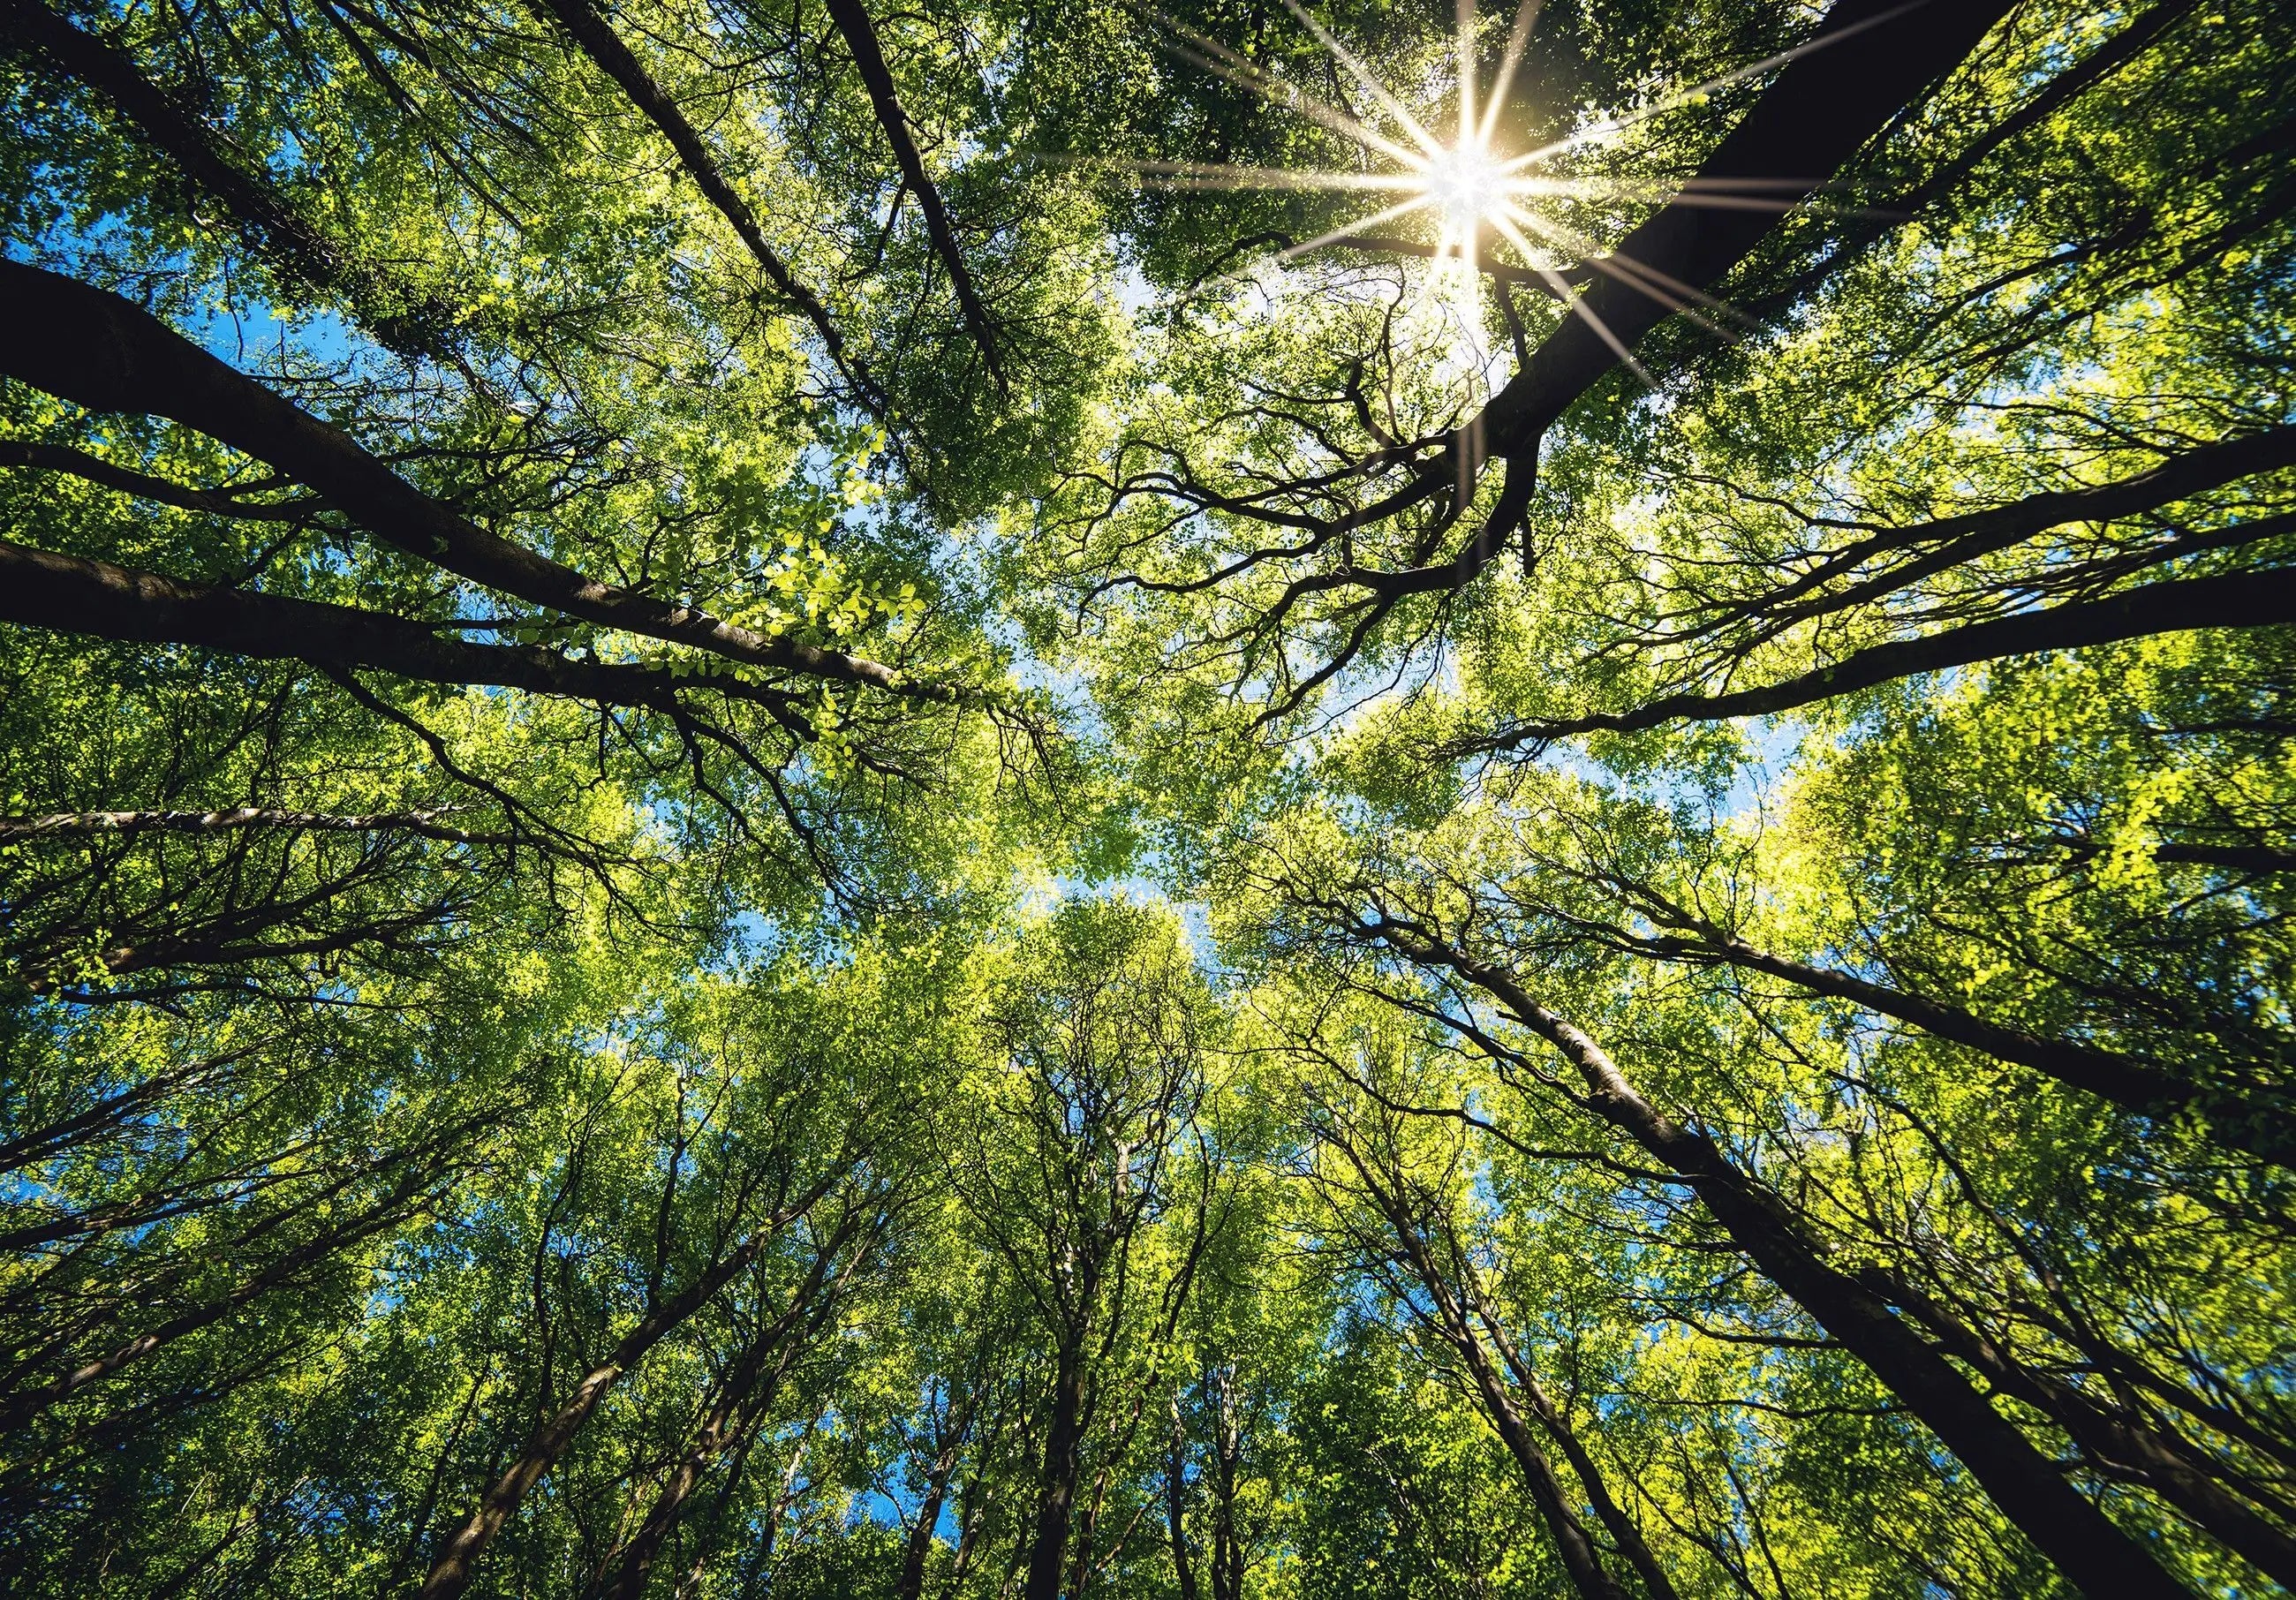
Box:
<box><xmin>1166</xmin><ymin>1396</ymin><xmax>1199</xmax><ymax>1600</ymax></box>
<box><xmin>0</xmin><ymin>1143</ymin><xmax>456</xmax><ymax>1429</ymax></box>
<box><xmin>611</xmin><ymin>1219</ymin><xmax>872</xmax><ymax>1600</ymax></box>
<box><xmin>1640</xmin><ymin>917</ymin><xmax>2293</xmax><ymax>1165</ymax></box>
<box><xmin>895</xmin><ymin>1431</ymin><xmax>963</xmax><ymax>1600</ymax></box>
<box><xmin>819</xmin><ymin>0</ymin><xmax>1003</xmax><ymax>386</ymax></box>
<box><xmin>1470</xmin><ymin>1294</ymin><xmax>1683</xmax><ymax>1600</ymax></box>
<box><xmin>1468</xmin><ymin>565</ymin><xmax>2296</xmax><ymax>751</ymax></box>
<box><xmin>420</xmin><ymin>1174</ymin><xmax>840</xmax><ymax>1598</ymax></box>
<box><xmin>1373</xmin><ymin>923</ymin><xmax>2200</xmax><ymax>1600</ymax></box>
<box><xmin>1208</xmin><ymin>1368</ymin><xmax>1244</xmax><ymax>1600</ymax></box>
<box><xmin>1023</xmin><ymin>1342</ymin><xmax>1088</xmax><ymax>1600</ymax></box>
<box><xmin>1348</xmin><ymin>1166</ymin><xmax>1628</xmax><ymax>1600</ymax></box>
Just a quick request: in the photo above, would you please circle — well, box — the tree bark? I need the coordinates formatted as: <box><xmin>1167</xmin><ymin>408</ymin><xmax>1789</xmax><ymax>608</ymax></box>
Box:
<box><xmin>521</xmin><ymin>0</ymin><xmax>877</xmax><ymax>407</ymax></box>
<box><xmin>0</xmin><ymin>536</ymin><xmax>792</xmax><ymax>719</ymax></box>
<box><xmin>1022</xmin><ymin>1342</ymin><xmax>1088</xmax><ymax>1600</ymax></box>
<box><xmin>1469</xmin><ymin>1297</ymin><xmax>1683</xmax><ymax>1600</ymax></box>
<box><xmin>1366</xmin><ymin>919</ymin><xmax>2200</xmax><ymax>1600</ymax></box>
<box><xmin>0</xmin><ymin>260</ymin><xmax>938</xmax><ymax>700</ymax></box>
<box><xmin>1470</xmin><ymin>564</ymin><xmax>2296</xmax><ymax>751</ymax></box>
<box><xmin>1631</xmin><ymin>917</ymin><xmax>2296</xmax><ymax>1166</ymax></box>
<box><xmin>821</xmin><ymin>0</ymin><xmax>1003</xmax><ymax>387</ymax></box>
<box><xmin>419</xmin><ymin>1173</ymin><xmax>842</xmax><ymax>1599</ymax></box>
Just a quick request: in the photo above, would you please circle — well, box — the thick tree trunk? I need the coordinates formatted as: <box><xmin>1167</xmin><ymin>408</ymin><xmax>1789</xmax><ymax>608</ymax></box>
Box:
<box><xmin>1372</xmin><ymin>923</ymin><xmax>2199</xmax><ymax>1600</ymax></box>
<box><xmin>1480</xmin><ymin>0</ymin><xmax>2020</xmax><ymax>454</ymax></box>
<box><xmin>0</xmin><ymin>261</ymin><xmax>928</xmax><ymax>700</ymax></box>
<box><xmin>0</xmin><ymin>537</ymin><xmax>783</xmax><ymax>718</ymax></box>
<box><xmin>1023</xmin><ymin>1344</ymin><xmax>1088</xmax><ymax>1600</ymax></box>
<box><xmin>1871</xmin><ymin>1271</ymin><xmax>2296</xmax><ymax>1589</ymax></box>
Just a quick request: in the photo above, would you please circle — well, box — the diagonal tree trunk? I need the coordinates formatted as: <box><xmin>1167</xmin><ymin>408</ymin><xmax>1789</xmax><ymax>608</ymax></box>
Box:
<box><xmin>419</xmin><ymin>1169</ymin><xmax>846</xmax><ymax>1599</ymax></box>
<box><xmin>1362</xmin><ymin>917</ymin><xmax>2200</xmax><ymax>1600</ymax></box>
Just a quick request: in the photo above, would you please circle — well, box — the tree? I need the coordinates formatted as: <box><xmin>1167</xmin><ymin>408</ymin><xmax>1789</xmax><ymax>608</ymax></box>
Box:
<box><xmin>4</xmin><ymin>0</ymin><xmax>2293</xmax><ymax>1591</ymax></box>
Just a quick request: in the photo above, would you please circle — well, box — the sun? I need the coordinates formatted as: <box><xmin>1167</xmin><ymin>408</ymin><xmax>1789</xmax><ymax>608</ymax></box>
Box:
<box><xmin>1426</xmin><ymin>143</ymin><xmax>1506</xmax><ymax>235</ymax></box>
<box><xmin>1124</xmin><ymin>0</ymin><xmax>1869</xmax><ymax>366</ymax></box>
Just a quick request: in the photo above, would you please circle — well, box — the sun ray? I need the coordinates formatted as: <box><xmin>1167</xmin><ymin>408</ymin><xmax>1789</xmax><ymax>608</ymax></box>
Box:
<box><xmin>1122</xmin><ymin>0</ymin><xmax>1839</xmax><ymax>377</ymax></box>
<box><xmin>1122</xmin><ymin>161</ymin><xmax>1433</xmax><ymax>193</ymax></box>
<box><xmin>1276</xmin><ymin>0</ymin><xmax>1450</xmax><ymax>162</ymax></box>
<box><xmin>1486</xmin><ymin>208</ymin><xmax>1654</xmax><ymax>386</ymax></box>
<box><xmin>1456</xmin><ymin>0</ymin><xmax>1478</xmax><ymax>155</ymax></box>
<box><xmin>1496</xmin><ymin>200</ymin><xmax>1742</xmax><ymax>336</ymax></box>
<box><xmin>1477</xmin><ymin>0</ymin><xmax>1545</xmax><ymax>148</ymax></box>
<box><xmin>1268</xmin><ymin>194</ymin><xmax>1442</xmax><ymax>266</ymax></box>
<box><xmin>1132</xmin><ymin>4</ymin><xmax>1429</xmax><ymax>170</ymax></box>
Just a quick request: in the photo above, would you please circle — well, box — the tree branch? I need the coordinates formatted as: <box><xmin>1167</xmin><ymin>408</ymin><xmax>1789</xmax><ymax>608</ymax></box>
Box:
<box><xmin>823</xmin><ymin>0</ymin><xmax>1005</xmax><ymax>389</ymax></box>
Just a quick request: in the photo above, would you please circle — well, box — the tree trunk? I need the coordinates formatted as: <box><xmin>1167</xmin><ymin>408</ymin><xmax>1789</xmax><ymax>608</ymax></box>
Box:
<box><xmin>1374</xmin><ymin>924</ymin><xmax>2199</xmax><ymax>1600</ymax></box>
<box><xmin>419</xmin><ymin>1174</ymin><xmax>841</xmax><ymax>1599</ymax></box>
<box><xmin>1166</xmin><ymin>1396</ymin><xmax>1199</xmax><ymax>1600</ymax></box>
<box><xmin>1470</xmin><ymin>565</ymin><xmax>2296</xmax><ymax>751</ymax></box>
<box><xmin>1639</xmin><ymin>917</ymin><xmax>2294</xmax><ymax>1166</ymax></box>
<box><xmin>0</xmin><ymin>260</ymin><xmax>925</xmax><ymax>700</ymax></box>
<box><xmin>1466</xmin><ymin>1290</ymin><xmax>1683</xmax><ymax>1600</ymax></box>
<box><xmin>1347</xmin><ymin>1163</ymin><xmax>1628</xmax><ymax>1600</ymax></box>
<box><xmin>1023</xmin><ymin>1343</ymin><xmax>1088</xmax><ymax>1600</ymax></box>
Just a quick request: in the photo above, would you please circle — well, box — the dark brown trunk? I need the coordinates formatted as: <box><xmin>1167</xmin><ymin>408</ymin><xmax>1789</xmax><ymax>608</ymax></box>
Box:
<box><xmin>1642</xmin><ymin>920</ymin><xmax>2294</xmax><ymax>1166</ymax></box>
<box><xmin>1166</xmin><ymin>1398</ymin><xmax>1199</xmax><ymax>1600</ymax></box>
<box><xmin>519</xmin><ymin>0</ymin><xmax>873</xmax><ymax>405</ymax></box>
<box><xmin>1023</xmin><ymin>1344</ymin><xmax>1087</xmax><ymax>1600</ymax></box>
<box><xmin>895</xmin><ymin>1446</ymin><xmax>960</xmax><ymax>1600</ymax></box>
<box><xmin>1469</xmin><ymin>1295</ymin><xmax>1683</xmax><ymax>1600</ymax></box>
<box><xmin>1375</xmin><ymin>925</ymin><xmax>2198</xmax><ymax>1600</ymax></box>
<box><xmin>0</xmin><ymin>537</ymin><xmax>782</xmax><ymax>719</ymax></box>
<box><xmin>0</xmin><ymin>261</ymin><xmax>930</xmax><ymax>701</ymax></box>
<box><xmin>608</xmin><ymin>1241</ymin><xmax>849</xmax><ymax>1600</ymax></box>
<box><xmin>819</xmin><ymin>0</ymin><xmax>1003</xmax><ymax>387</ymax></box>
<box><xmin>1349</xmin><ymin>1165</ymin><xmax>1628</xmax><ymax>1600</ymax></box>
<box><xmin>420</xmin><ymin>1174</ymin><xmax>841</xmax><ymax>1598</ymax></box>
<box><xmin>1871</xmin><ymin>1271</ymin><xmax>2296</xmax><ymax>1589</ymax></box>
<box><xmin>1471</xmin><ymin>565</ymin><xmax>2296</xmax><ymax>751</ymax></box>
<box><xmin>1480</xmin><ymin>0</ymin><xmax>2020</xmax><ymax>455</ymax></box>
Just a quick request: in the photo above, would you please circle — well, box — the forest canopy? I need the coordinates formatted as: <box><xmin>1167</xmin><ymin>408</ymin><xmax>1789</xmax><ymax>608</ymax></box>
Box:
<box><xmin>2</xmin><ymin>0</ymin><xmax>2292</xmax><ymax>1593</ymax></box>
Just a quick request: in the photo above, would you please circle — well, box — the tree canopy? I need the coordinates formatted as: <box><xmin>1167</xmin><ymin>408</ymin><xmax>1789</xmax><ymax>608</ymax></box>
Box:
<box><xmin>3</xmin><ymin>0</ymin><xmax>2292</xmax><ymax>1593</ymax></box>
